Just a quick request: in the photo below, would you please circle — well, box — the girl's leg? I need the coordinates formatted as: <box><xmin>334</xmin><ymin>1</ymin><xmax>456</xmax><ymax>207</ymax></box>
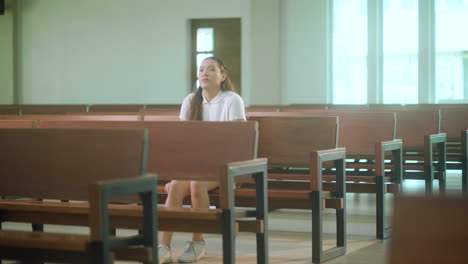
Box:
<box><xmin>189</xmin><ymin>181</ymin><xmax>219</xmax><ymax>241</ymax></box>
<box><xmin>159</xmin><ymin>180</ymin><xmax>190</xmax><ymax>246</ymax></box>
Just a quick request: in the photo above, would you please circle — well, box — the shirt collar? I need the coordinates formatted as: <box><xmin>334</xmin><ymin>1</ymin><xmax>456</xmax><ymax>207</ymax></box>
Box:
<box><xmin>202</xmin><ymin>90</ymin><xmax>224</xmax><ymax>104</ymax></box>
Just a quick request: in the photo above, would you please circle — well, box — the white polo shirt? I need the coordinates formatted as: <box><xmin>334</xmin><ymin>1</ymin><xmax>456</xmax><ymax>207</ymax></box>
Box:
<box><xmin>179</xmin><ymin>90</ymin><xmax>246</xmax><ymax>121</ymax></box>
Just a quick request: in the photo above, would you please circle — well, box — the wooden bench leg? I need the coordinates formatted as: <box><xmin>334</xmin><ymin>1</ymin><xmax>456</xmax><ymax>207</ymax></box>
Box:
<box><xmin>437</xmin><ymin>141</ymin><xmax>447</xmax><ymax>196</ymax></box>
<box><xmin>89</xmin><ymin>241</ymin><xmax>114</xmax><ymax>264</ymax></box>
<box><xmin>463</xmin><ymin>157</ymin><xmax>468</xmax><ymax>194</ymax></box>
<box><xmin>311</xmin><ymin>191</ymin><xmax>322</xmax><ymax>263</ymax></box>
<box><xmin>222</xmin><ymin>210</ymin><xmax>235</xmax><ymax>264</ymax></box>
<box><xmin>32</xmin><ymin>223</ymin><xmax>44</xmax><ymax>232</ymax></box>
<box><xmin>438</xmin><ymin>171</ymin><xmax>446</xmax><ymax>196</ymax></box>
<box><xmin>311</xmin><ymin>191</ymin><xmax>346</xmax><ymax>263</ymax></box>
<box><xmin>424</xmin><ymin>164</ymin><xmax>435</xmax><ymax>195</ymax></box>
<box><xmin>254</xmin><ymin>172</ymin><xmax>268</xmax><ymax>264</ymax></box>
<box><xmin>376</xmin><ymin>176</ymin><xmax>391</xmax><ymax>239</ymax></box>
<box><xmin>462</xmin><ymin>130</ymin><xmax>468</xmax><ymax>195</ymax></box>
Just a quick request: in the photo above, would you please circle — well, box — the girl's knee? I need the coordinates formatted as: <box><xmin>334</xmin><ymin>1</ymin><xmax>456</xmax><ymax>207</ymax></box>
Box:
<box><xmin>190</xmin><ymin>181</ymin><xmax>218</xmax><ymax>197</ymax></box>
<box><xmin>166</xmin><ymin>180</ymin><xmax>190</xmax><ymax>197</ymax></box>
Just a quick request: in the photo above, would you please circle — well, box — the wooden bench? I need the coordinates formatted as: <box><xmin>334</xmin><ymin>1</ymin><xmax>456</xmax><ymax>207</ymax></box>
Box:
<box><xmin>0</xmin><ymin>105</ymin><xmax>21</xmax><ymax>115</ymax></box>
<box><xmin>20</xmin><ymin>104</ymin><xmax>90</xmax><ymax>115</ymax></box>
<box><xmin>389</xmin><ymin>195</ymin><xmax>468</xmax><ymax>264</ymax></box>
<box><xmin>36</xmin><ymin>120</ymin><xmax>268</xmax><ymax>264</ymax></box>
<box><xmin>393</xmin><ymin>110</ymin><xmax>447</xmax><ymax>194</ymax></box>
<box><xmin>439</xmin><ymin>107</ymin><xmax>468</xmax><ymax>194</ymax></box>
<box><xmin>0</xmin><ymin>128</ymin><xmax>158</xmax><ymax>263</ymax></box>
<box><xmin>142</xmin><ymin>114</ymin><xmax>180</xmax><ymax>121</ymax></box>
<box><xmin>88</xmin><ymin>104</ymin><xmax>146</xmax><ymax>112</ymax></box>
<box><xmin>287</xmin><ymin>108</ymin><xmax>445</xmax><ymax>194</ymax></box>
<box><xmin>318</xmin><ymin>111</ymin><xmax>402</xmax><ymax>239</ymax></box>
<box><xmin>0</xmin><ymin>120</ymin><xmax>35</xmax><ymax>128</ymax></box>
<box><xmin>0</xmin><ymin>114</ymin><xmax>142</xmax><ymax>123</ymax></box>
<box><xmin>227</xmin><ymin>115</ymin><xmax>346</xmax><ymax>263</ymax></box>
<box><xmin>248</xmin><ymin>111</ymin><xmax>403</xmax><ymax>240</ymax></box>
<box><xmin>144</xmin><ymin>104</ymin><xmax>181</xmax><ymax>110</ymax></box>
<box><xmin>245</xmin><ymin>105</ymin><xmax>281</xmax><ymax>112</ymax></box>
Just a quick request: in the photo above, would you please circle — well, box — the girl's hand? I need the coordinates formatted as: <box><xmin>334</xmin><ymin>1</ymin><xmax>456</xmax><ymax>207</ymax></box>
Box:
<box><xmin>165</xmin><ymin>181</ymin><xmax>172</xmax><ymax>193</ymax></box>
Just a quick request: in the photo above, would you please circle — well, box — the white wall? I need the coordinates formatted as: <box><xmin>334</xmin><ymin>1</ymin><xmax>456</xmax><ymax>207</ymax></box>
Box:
<box><xmin>13</xmin><ymin>0</ymin><xmax>329</xmax><ymax>105</ymax></box>
<box><xmin>250</xmin><ymin>0</ymin><xmax>281</xmax><ymax>105</ymax></box>
<box><xmin>280</xmin><ymin>0</ymin><xmax>329</xmax><ymax>104</ymax></box>
<box><xmin>16</xmin><ymin>0</ymin><xmax>251</xmax><ymax>104</ymax></box>
<box><xmin>0</xmin><ymin>0</ymin><xmax>15</xmax><ymax>104</ymax></box>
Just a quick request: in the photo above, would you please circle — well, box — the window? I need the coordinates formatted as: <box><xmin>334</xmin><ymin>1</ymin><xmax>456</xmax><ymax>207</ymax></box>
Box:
<box><xmin>195</xmin><ymin>28</ymin><xmax>214</xmax><ymax>88</ymax></box>
<box><xmin>435</xmin><ymin>0</ymin><xmax>468</xmax><ymax>102</ymax></box>
<box><xmin>190</xmin><ymin>19</ymin><xmax>241</xmax><ymax>93</ymax></box>
<box><xmin>333</xmin><ymin>0</ymin><xmax>468</xmax><ymax>103</ymax></box>
<box><xmin>333</xmin><ymin>0</ymin><xmax>368</xmax><ymax>104</ymax></box>
<box><xmin>382</xmin><ymin>0</ymin><xmax>418</xmax><ymax>104</ymax></box>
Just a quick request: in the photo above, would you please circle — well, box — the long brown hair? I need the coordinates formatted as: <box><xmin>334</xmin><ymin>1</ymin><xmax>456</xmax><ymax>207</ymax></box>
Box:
<box><xmin>188</xmin><ymin>56</ymin><xmax>236</xmax><ymax>120</ymax></box>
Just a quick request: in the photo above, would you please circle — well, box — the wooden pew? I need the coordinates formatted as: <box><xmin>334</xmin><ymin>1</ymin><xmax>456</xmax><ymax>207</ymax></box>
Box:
<box><xmin>0</xmin><ymin>120</ymin><xmax>36</xmax><ymax>201</ymax></box>
<box><xmin>322</xmin><ymin>111</ymin><xmax>402</xmax><ymax>240</ymax></box>
<box><xmin>68</xmin><ymin>111</ymin><xmax>144</xmax><ymax>115</ymax></box>
<box><xmin>140</xmin><ymin>109</ymin><xmax>180</xmax><ymax>116</ymax></box>
<box><xmin>389</xmin><ymin>195</ymin><xmax>468</xmax><ymax>264</ymax></box>
<box><xmin>245</xmin><ymin>105</ymin><xmax>281</xmax><ymax>112</ymax></box>
<box><xmin>20</xmin><ymin>104</ymin><xmax>89</xmax><ymax>115</ymax></box>
<box><xmin>142</xmin><ymin>114</ymin><xmax>180</xmax><ymax>121</ymax></box>
<box><xmin>0</xmin><ymin>120</ymin><xmax>35</xmax><ymax>128</ymax></box>
<box><xmin>439</xmin><ymin>107</ymin><xmax>468</xmax><ymax>194</ymax></box>
<box><xmin>0</xmin><ymin>105</ymin><xmax>21</xmax><ymax>115</ymax></box>
<box><xmin>0</xmin><ymin>128</ymin><xmax>158</xmax><ymax>263</ymax></box>
<box><xmin>283</xmin><ymin>104</ymin><xmax>329</xmax><ymax>110</ymax></box>
<box><xmin>36</xmin><ymin>120</ymin><xmax>268</xmax><ymax>264</ymax></box>
<box><xmin>393</xmin><ymin>110</ymin><xmax>447</xmax><ymax>195</ymax></box>
<box><xmin>0</xmin><ymin>114</ymin><xmax>142</xmax><ymax>122</ymax></box>
<box><xmin>144</xmin><ymin>104</ymin><xmax>181</xmax><ymax>110</ymax></box>
<box><xmin>228</xmin><ymin>115</ymin><xmax>346</xmax><ymax>263</ymax></box>
<box><xmin>88</xmin><ymin>104</ymin><xmax>145</xmax><ymax>112</ymax></box>
<box><xmin>278</xmin><ymin>108</ymin><xmax>445</xmax><ymax>194</ymax></box>
<box><xmin>248</xmin><ymin>111</ymin><xmax>403</xmax><ymax>240</ymax></box>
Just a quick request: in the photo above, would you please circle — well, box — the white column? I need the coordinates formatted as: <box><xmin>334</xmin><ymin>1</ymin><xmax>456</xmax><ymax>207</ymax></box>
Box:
<box><xmin>418</xmin><ymin>0</ymin><xmax>435</xmax><ymax>103</ymax></box>
<box><xmin>0</xmin><ymin>0</ymin><xmax>17</xmax><ymax>103</ymax></box>
<box><xmin>325</xmin><ymin>0</ymin><xmax>333</xmax><ymax>104</ymax></box>
<box><xmin>367</xmin><ymin>0</ymin><xmax>384</xmax><ymax>104</ymax></box>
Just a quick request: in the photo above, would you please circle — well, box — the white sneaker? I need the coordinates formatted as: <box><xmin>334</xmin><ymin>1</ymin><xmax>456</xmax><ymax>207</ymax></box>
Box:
<box><xmin>158</xmin><ymin>245</ymin><xmax>173</xmax><ymax>264</ymax></box>
<box><xmin>177</xmin><ymin>240</ymin><xmax>207</xmax><ymax>263</ymax></box>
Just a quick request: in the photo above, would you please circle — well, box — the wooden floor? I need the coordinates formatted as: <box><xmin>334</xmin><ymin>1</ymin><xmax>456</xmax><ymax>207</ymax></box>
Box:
<box><xmin>1</xmin><ymin>170</ymin><xmax>464</xmax><ymax>264</ymax></box>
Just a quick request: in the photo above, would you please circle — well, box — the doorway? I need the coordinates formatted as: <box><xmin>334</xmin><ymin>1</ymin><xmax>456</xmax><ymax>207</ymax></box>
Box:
<box><xmin>190</xmin><ymin>18</ymin><xmax>242</xmax><ymax>94</ymax></box>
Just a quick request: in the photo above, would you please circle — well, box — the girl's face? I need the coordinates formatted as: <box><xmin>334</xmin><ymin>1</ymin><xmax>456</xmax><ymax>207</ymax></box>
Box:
<box><xmin>198</xmin><ymin>59</ymin><xmax>226</xmax><ymax>90</ymax></box>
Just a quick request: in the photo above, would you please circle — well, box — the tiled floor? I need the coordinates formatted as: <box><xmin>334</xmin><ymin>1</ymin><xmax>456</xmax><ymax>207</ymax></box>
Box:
<box><xmin>1</xmin><ymin>170</ymin><xmax>463</xmax><ymax>264</ymax></box>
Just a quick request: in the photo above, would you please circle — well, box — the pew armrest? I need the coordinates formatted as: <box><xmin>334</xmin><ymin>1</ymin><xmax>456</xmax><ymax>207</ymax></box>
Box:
<box><xmin>219</xmin><ymin>158</ymin><xmax>268</xmax><ymax>217</ymax></box>
<box><xmin>89</xmin><ymin>174</ymin><xmax>158</xmax><ymax>251</ymax></box>
<box><xmin>375</xmin><ymin>139</ymin><xmax>403</xmax><ymax>182</ymax></box>
<box><xmin>310</xmin><ymin>147</ymin><xmax>347</xmax><ymax>192</ymax></box>
<box><xmin>424</xmin><ymin>133</ymin><xmax>447</xmax><ymax>169</ymax></box>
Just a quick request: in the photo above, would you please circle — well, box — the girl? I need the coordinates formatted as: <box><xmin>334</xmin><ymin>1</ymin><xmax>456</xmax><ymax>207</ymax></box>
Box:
<box><xmin>159</xmin><ymin>56</ymin><xmax>246</xmax><ymax>263</ymax></box>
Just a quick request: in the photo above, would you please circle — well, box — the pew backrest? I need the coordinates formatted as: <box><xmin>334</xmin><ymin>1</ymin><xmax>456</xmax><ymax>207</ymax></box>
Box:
<box><xmin>323</xmin><ymin>112</ymin><xmax>396</xmax><ymax>155</ymax></box>
<box><xmin>0</xmin><ymin>105</ymin><xmax>21</xmax><ymax>115</ymax></box>
<box><xmin>88</xmin><ymin>104</ymin><xmax>145</xmax><ymax>112</ymax></box>
<box><xmin>0</xmin><ymin>114</ymin><xmax>141</xmax><ymax>121</ymax></box>
<box><xmin>38</xmin><ymin>120</ymin><xmax>258</xmax><ymax>181</ymax></box>
<box><xmin>142</xmin><ymin>115</ymin><xmax>181</xmax><ymax>121</ymax></box>
<box><xmin>394</xmin><ymin>109</ymin><xmax>440</xmax><ymax>150</ymax></box>
<box><xmin>439</xmin><ymin>107</ymin><xmax>468</xmax><ymax>141</ymax></box>
<box><xmin>0</xmin><ymin>120</ymin><xmax>35</xmax><ymax>128</ymax></box>
<box><xmin>20</xmin><ymin>105</ymin><xmax>89</xmax><ymax>115</ymax></box>
<box><xmin>249</xmin><ymin>111</ymin><xmax>395</xmax><ymax>156</ymax></box>
<box><xmin>0</xmin><ymin>128</ymin><xmax>148</xmax><ymax>202</ymax></box>
<box><xmin>247</xmin><ymin>115</ymin><xmax>338</xmax><ymax>168</ymax></box>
